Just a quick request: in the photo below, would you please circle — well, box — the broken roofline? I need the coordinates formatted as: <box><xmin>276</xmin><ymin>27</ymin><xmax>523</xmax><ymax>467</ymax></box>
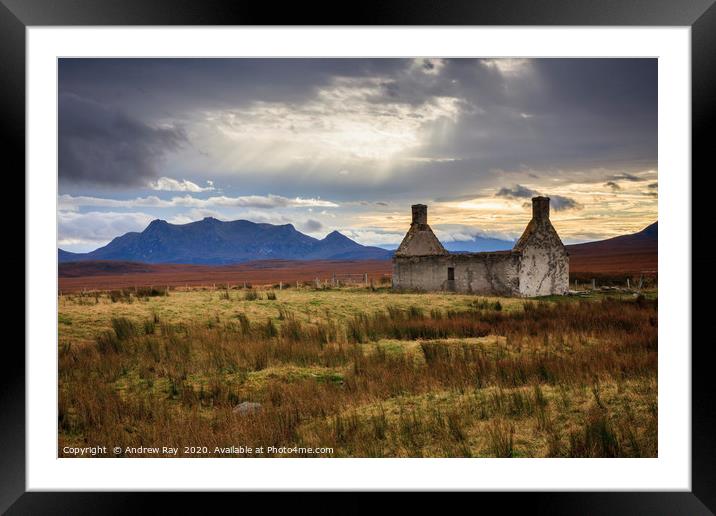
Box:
<box><xmin>395</xmin><ymin>197</ymin><xmax>555</xmax><ymax>258</ymax></box>
<box><xmin>395</xmin><ymin>250</ymin><xmax>522</xmax><ymax>264</ymax></box>
<box><xmin>394</xmin><ymin>203</ymin><xmax>449</xmax><ymax>257</ymax></box>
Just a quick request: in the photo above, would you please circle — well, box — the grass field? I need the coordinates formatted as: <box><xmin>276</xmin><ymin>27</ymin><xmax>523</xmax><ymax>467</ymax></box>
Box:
<box><xmin>58</xmin><ymin>285</ymin><xmax>657</xmax><ymax>458</ymax></box>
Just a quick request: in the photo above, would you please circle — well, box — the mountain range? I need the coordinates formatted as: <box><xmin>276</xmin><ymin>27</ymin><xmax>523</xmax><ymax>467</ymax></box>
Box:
<box><xmin>58</xmin><ymin>217</ymin><xmax>392</xmax><ymax>264</ymax></box>
<box><xmin>58</xmin><ymin>217</ymin><xmax>658</xmax><ymax>268</ymax></box>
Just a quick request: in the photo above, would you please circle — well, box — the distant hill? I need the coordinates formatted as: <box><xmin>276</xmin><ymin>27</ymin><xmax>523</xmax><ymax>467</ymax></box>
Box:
<box><xmin>380</xmin><ymin>235</ymin><xmax>515</xmax><ymax>253</ymax></box>
<box><xmin>442</xmin><ymin>236</ymin><xmax>514</xmax><ymax>253</ymax></box>
<box><xmin>58</xmin><ymin>217</ymin><xmax>392</xmax><ymax>265</ymax></box>
<box><xmin>566</xmin><ymin>222</ymin><xmax>657</xmax><ymax>273</ymax></box>
<box><xmin>58</xmin><ymin>249</ymin><xmax>84</xmax><ymax>262</ymax></box>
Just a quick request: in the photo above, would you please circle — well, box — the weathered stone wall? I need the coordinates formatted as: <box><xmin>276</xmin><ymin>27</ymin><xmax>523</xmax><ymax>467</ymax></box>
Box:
<box><xmin>393</xmin><ymin>252</ymin><xmax>521</xmax><ymax>296</ymax></box>
<box><xmin>516</xmin><ymin>223</ymin><xmax>569</xmax><ymax>297</ymax></box>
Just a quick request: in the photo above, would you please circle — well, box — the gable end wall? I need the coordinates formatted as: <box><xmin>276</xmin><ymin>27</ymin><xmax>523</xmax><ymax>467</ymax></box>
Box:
<box><xmin>516</xmin><ymin>226</ymin><xmax>569</xmax><ymax>296</ymax></box>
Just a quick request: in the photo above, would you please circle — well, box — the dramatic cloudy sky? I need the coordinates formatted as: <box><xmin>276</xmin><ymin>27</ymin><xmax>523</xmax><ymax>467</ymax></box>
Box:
<box><xmin>58</xmin><ymin>58</ymin><xmax>657</xmax><ymax>252</ymax></box>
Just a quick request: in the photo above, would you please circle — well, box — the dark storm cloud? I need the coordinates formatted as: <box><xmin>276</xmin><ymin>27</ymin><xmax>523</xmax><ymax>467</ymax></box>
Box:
<box><xmin>610</xmin><ymin>173</ymin><xmax>649</xmax><ymax>182</ymax></box>
<box><xmin>364</xmin><ymin>59</ymin><xmax>656</xmax><ymax>170</ymax></box>
<box><xmin>497</xmin><ymin>184</ymin><xmax>580</xmax><ymax>211</ymax></box>
<box><xmin>285</xmin><ymin>57</ymin><xmax>656</xmax><ymax>201</ymax></box>
<box><xmin>59</xmin><ymin>58</ymin><xmax>406</xmax><ymax>119</ymax></box>
<box><xmin>548</xmin><ymin>196</ymin><xmax>582</xmax><ymax>211</ymax></box>
<box><xmin>520</xmin><ymin>196</ymin><xmax>581</xmax><ymax>211</ymax></box>
<box><xmin>496</xmin><ymin>184</ymin><xmax>537</xmax><ymax>199</ymax></box>
<box><xmin>301</xmin><ymin>219</ymin><xmax>324</xmax><ymax>232</ymax></box>
<box><xmin>58</xmin><ymin>58</ymin><xmax>656</xmax><ymax>200</ymax></box>
<box><xmin>59</xmin><ymin>93</ymin><xmax>187</xmax><ymax>186</ymax></box>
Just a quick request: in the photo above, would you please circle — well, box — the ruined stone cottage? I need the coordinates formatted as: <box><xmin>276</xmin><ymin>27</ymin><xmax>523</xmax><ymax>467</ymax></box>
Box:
<box><xmin>392</xmin><ymin>197</ymin><xmax>569</xmax><ymax>297</ymax></box>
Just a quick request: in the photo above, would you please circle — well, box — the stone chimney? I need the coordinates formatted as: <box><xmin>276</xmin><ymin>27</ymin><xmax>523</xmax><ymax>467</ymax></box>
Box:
<box><xmin>411</xmin><ymin>204</ymin><xmax>428</xmax><ymax>225</ymax></box>
<box><xmin>532</xmin><ymin>196</ymin><xmax>550</xmax><ymax>221</ymax></box>
<box><xmin>396</xmin><ymin>204</ymin><xmax>448</xmax><ymax>257</ymax></box>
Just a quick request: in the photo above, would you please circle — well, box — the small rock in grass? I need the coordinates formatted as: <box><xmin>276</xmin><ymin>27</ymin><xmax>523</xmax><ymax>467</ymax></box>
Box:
<box><xmin>233</xmin><ymin>401</ymin><xmax>262</xmax><ymax>415</ymax></box>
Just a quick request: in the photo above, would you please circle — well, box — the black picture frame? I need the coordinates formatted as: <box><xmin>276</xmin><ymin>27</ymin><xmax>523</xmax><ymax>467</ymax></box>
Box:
<box><xmin>5</xmin><ymin>0</ymin><xmax>712</xmax><ymax>512</ymax></box>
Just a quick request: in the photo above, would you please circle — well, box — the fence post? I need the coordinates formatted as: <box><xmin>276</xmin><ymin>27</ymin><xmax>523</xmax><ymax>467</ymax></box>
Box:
<box><xmin>626</xmin><ymin>278</ymin><xmax>630</xmax><ymax>289</ymax></box>
<box><xmin>279</xmin><ymin>281</ymin><xmax>282</xmax><ymax>290</ymax></box>
<box><xmin>592</xmin><ymin>278</ymin><xmax>596</xmax><ymax>290</ymax></box>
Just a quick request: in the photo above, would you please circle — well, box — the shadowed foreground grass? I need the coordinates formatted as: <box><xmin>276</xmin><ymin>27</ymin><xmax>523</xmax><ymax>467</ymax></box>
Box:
<box><xmin>58</xmin><ymin>288</ymin><xmax>657</xmax><ymax>457</ymax></box>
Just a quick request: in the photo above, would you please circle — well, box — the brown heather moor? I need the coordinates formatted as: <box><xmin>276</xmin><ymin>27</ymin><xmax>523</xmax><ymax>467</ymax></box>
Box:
<box><xmin>58</xmin><ymin>286</ymin><xmax>657</xmax><ymax>458</ymax></box>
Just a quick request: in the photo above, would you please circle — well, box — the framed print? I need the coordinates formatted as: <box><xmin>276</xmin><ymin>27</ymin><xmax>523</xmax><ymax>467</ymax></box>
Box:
<box><xmin>5</xmin><ymin>0</ymin><xmax>714</xmax><ymax>512</ymax></box>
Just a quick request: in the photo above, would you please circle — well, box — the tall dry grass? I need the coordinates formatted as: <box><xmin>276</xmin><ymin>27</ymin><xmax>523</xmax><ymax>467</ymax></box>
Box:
<box><xmin>59</xmin><ymin>295</ymin><xmax>657</xmax><ymax>457</ymax></box>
